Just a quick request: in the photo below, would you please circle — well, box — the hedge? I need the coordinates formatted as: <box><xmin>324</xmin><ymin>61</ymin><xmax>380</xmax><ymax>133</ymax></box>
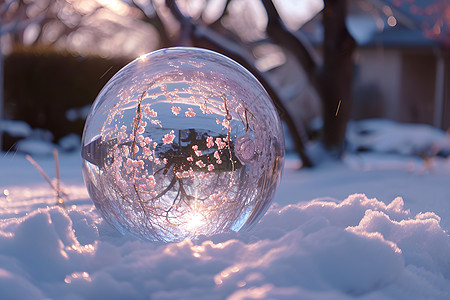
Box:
<box><xmin>4</xmin><ymin>46</ymin><xmax>129</xmax><ymax>143</ymax></box>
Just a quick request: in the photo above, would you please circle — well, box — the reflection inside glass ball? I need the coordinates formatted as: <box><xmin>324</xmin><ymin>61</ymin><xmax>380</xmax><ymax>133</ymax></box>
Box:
<box><xmin>81</xmin><ymin>47</ymin><xmax>284</xmax><ymax>242</ymax></box>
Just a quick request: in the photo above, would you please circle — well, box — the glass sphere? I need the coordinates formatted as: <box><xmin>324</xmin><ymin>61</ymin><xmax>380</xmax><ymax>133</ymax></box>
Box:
<box><xmin>81</xmin><ymin>47</ymin><xmax>284</xmax><ymax>242</ymax></box>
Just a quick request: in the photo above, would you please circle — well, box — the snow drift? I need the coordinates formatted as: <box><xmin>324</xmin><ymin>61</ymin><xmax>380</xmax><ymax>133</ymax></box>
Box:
<box><xmin>1</xmin><ymin>193</ymin><xmax>449</xmax><ymax>299</ymax></box>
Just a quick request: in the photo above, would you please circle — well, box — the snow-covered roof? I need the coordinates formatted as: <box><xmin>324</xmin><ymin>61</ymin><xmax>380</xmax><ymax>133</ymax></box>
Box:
<box><xmin>300</xmin><ymin>0</ymin><xmax>447</xmax><ymax>48</ymax></box>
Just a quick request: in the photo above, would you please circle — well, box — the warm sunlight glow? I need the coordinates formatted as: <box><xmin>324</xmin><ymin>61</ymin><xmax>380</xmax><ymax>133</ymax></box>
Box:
<box><xmin>274</xmin><ymin>0</ymin><xmax>324</xmax><ymax>30</ymax></box>
<box><xmin>387</xmin><ymin>16</ymin><xmax>397</xmax><ymax>27</ymax></box>
<box><xmin>432</xmin><ymin>23</ymin><xmax>442</xmax><ymax>35</ymax></box>
<box><xmin>137</xmin><ymin>53</ymin><xmax>149</xmax><ymax>63</ymax></box>
<box><xmin>64</xmin><ymin>272</ymin><xmax>92</xmax><ymax>284</ymax></box>
<box><xmin>237</xmin><ymin>280</ymin><xmax>247</xmax><ymax>287</ymax></box>
<box><xmin>214</xmin><ymin>277</ymin><xmax>223</xmax><ymax>285</ymax></box>
<box><xmin>185</xmin><ymin>211</ymin><xmax>207</xmax><ymax>233</ymax></box>
<box><xmin>382</xmin><ymin>5</ymin><xmax>393</xmax><ymax>16</ymax></box>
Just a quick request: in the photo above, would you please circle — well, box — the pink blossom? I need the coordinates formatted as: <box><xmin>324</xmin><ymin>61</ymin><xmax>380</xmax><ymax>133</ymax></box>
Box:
<box><xmin>122</xmin><ymin>145</ymin><xmax>130</xmax><ymax>156</ymax></box>
<box><xmin>162</xmin><ymin>130</ymin><xmax>175</xmax><ymax>144</ymax></box>
<box><xmin>147</xmin><ymin>175</ymin><xmax>156</xmax><ymax>187</ymax></box>
<box><xmin>207</xmin><ymin>164</ymin><xmax>214</xmax><ymax>172</ymax></box>
<box><xmin>196</xmin><ymin>160</ymin><xmax>205</xmax><ymax>168</ymax></box>
<box><xmin>117</xmin><ymin>131</ymin><xmax>127</xmax><ymax>140</ymax></box>
<box><xmin>210</xmin><ymin>192</ymin><xmax>220</xmax><ymax>201</ymax></box>
<box><xmin>126</xmin><ymin>158</ymin><xmax>144</xmax><ymax>169</ymax></box>
<box><xmin>206</xmin><ymin>136</ymin><xmax>214</xmax><ymax>148</ymax></box>
<box><xmin>192</xmin><ymin>145</ymin><xmax>202</xmax><ymax>156</ymax></box>
<box><xmin>222</xmin><ymin>119</ymin><xmax>230</xmax><ymax>128</ymax></box>
<box><xmin>176</xmin><ymin>170</ymin><xmax>191</xmax><ymax>179</ymax></box>
<box><xmin>171</xmin><ymin>106</ymin><xmax>181</xmax><ymax>115</ymax></box>
<box><xmin>185</xmin><ymin>107</ymin><xmax>196</xmax><ymax>117</ymax></box>
<box><xmin>150</xmin><ymin>119</ymin><xmax>161</xmax><ymax>126</ymax></box>
<box><xmin>144</xmin><ymin>107</ymin><xmax>157</xmax><ymax>117</ymax></box>
<box><xmin>143</xmin><ymin>147</ymin><xmax>153</xmax><ymax>157</ymax></box>
<box><xmin>137</xmin><ymin>126</ymin><xmax>145</xmax><ymax>134</ymax></box>
<box><xmin>214</xmin><ymin>151</ymin><xmax>221</xmax><ymax>160</ymax></box>
<box><xmin>199</xmin><ymin>103</ymin><xmax>208</xmax><ymax>114</ymax></box>
<box><xmin>215</xmin><ymin>138</ymin><xmax>227</xmax><ymax>150</ymax></box>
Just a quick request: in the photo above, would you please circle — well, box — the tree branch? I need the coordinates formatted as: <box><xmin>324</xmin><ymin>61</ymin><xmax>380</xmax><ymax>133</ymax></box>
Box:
<box><xmin>131</xmin><ymin>0</ymin><xmax>171</xmax><ymax>48</ymax></box>
<box><xmin>165</xmin><ymin>0</ymin><xmax>194</xmax><ymax>45</ymax></box>
<box><xmin>261</xmin><ymin>0</ymin><xmax>319</xmax><ymax>83</ymax></box>
<box><xmin>165</xmin><ymin>0</ymin><xmax>313</xmax><ymax>166</ymax></box>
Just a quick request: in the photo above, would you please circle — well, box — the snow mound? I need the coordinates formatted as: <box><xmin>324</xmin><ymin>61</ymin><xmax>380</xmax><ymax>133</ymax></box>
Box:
<box><xmin>15</xmin><ymin>138</ymin><xmax>57</xmax><ymax>156</ymax></box>
<box><xmin>347</xmin><ymin>119</ymin><xmax>450</xmax><ymax>157</ymax></box>
<box><xmin>0</xmin><ymin>194</ymin><xmax>449</xmax><ymax>299</ymax></box>
<box><xmin>59</xmin><ymin>134</ymin><xmax>81</xmax><ymax>152</ymax></box>
<box><xmin>0</xmin><ymin>120</ymin><xmax>32</xmax><ymax>138</ymax></box>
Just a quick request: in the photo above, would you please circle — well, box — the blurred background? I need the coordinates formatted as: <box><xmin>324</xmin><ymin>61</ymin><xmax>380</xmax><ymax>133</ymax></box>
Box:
<box><xmin>0</xmin><ymin>0</ymin><xmax>448</xmax><ymax>165</ymax></box>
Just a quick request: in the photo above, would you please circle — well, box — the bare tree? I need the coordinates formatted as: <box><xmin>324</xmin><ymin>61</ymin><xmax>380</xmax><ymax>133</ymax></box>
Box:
<box><xmin>1</xmin><ymin>0</ymin><xmax>357</xmax><ymax>164</ymax></box>
<box><xmin>319</xmin><ymin>0</ymin><xmax>355</xmax><ymax>156</ymax></box>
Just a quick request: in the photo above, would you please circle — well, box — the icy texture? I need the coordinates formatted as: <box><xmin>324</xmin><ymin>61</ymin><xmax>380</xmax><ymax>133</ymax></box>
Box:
<box><xmin>81</xmin><ymin>47</ymin><xmax>284</xmax><ymax>242</ymax></box>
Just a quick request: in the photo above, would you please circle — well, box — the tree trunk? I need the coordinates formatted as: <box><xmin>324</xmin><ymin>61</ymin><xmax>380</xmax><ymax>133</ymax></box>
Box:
<box><xmin>0</xmin><ymin>48</ymin><xmax>3</xmax><ymax>151</ymax></box>
<box><xmin>320</xmin><ymin>0</ymin><xmax>356</xmax><ymax>156</ymax></box>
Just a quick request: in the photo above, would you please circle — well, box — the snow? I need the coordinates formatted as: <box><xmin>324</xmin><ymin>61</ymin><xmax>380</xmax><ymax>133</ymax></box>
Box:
<box><xmin>1</xmin><ymin>119</ymin><xmax>450</xmax><ymax>299</ymax></box>
<box><xmin>347</xmin><ymin>119</ymin><xmax>450</xmax><ymax>157</ymax></box>
<box><xmin>15</xmin><ymin>138</ymin><xmax>58</xmax><ymax>156</ymax></box>
<box><xmin>0</xmin><ymin>120</ymin><xmax>32</xmax><ymax>138</ymax></box>
<box><xmin>59</xmin><ymin>134</ymin><xmax>81</xmax><ymax>152</ymax></box>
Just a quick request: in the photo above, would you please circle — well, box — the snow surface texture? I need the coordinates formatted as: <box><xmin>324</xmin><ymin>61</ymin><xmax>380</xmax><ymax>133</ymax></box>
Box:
<box><xmin>1</xmin><ymin>190</ymin><xmax>449</xmax><ymax>300</ymax></box>
<box><xmin>1</xmin><ymin>119</ymin><xmax>450</xmax><ymax>299</ymax></box>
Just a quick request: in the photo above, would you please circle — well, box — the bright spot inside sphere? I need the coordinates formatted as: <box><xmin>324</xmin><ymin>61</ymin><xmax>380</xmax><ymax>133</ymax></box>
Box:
<box><xmin>81</xmin><ymin>47</ymin><xmax>284</xmax><ymax>242</ymax></box>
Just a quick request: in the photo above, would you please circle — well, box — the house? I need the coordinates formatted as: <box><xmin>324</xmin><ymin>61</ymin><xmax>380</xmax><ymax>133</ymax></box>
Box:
<box><xmin>301</xmin><ymin>0</ymin><xmax>450</xmax><ymax>130</ymax></box>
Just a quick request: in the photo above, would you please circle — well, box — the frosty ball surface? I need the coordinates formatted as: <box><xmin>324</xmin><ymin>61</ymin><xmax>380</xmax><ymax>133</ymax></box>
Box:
<box><xmin>81</xmin><ymin>47</ymin><xmax>284</xmax><ymax>242</ymax></box>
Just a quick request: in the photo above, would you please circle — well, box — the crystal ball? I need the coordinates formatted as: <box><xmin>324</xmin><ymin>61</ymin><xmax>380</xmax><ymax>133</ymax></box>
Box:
<box><xmin>81</xmin><ymin>47</ymin><xmax>284</xmax><ymax>242</ymax></box>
